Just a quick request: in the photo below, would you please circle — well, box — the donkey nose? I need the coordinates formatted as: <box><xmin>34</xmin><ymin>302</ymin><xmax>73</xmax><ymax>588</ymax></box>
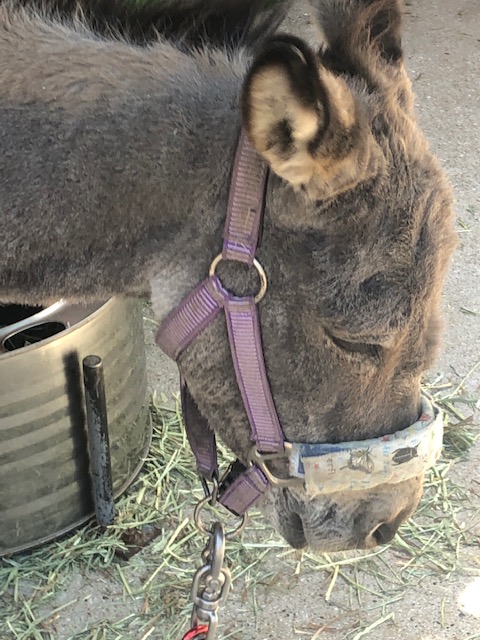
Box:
<box><xmin>367</xmin><ymin>521</ymin><xmax>400</xmax><ymax>547</ymax></box>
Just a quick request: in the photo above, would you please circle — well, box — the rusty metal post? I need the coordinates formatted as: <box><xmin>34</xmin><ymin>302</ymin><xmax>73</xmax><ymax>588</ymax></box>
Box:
<box><xmin>83</xmin><ymin>355</ymin><xmax>115</xmax><ymax>526</ymax></box>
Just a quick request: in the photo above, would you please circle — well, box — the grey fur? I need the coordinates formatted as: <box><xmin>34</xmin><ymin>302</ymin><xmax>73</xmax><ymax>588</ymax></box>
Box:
<box><xmin>0</xmin><ymin>1</ymin><xmax>457</xmax><ymax>551</ymax></box>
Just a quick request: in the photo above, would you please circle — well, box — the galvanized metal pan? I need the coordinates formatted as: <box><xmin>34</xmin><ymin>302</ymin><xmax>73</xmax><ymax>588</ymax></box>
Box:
<box><xmin>0</xmin><ymin>297</ymin><xmax>152</xmax><ymax>556</ymax></box>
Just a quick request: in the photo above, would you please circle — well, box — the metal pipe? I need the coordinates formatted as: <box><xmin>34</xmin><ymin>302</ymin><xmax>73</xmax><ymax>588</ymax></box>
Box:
<box><xmin>83</xmin><ymin>355</ymin><xmax>115</xmax><ymax>526</ymax></box>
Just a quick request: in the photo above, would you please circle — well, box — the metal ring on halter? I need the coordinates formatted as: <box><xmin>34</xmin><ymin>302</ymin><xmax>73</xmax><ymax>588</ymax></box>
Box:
<box><xmin>194</xmin><ymin>496</ymin><xmax>248</xmax><ymax>539</ymax></box>
<box><xmin>247</xmin><ymin>444</ymin><xmax>305</xmax><ymax>489</ymax></box>
<box><xmin>209</xmin><ymin>254</ymin><xmax>268</xmax><ymax>304</ymax></box>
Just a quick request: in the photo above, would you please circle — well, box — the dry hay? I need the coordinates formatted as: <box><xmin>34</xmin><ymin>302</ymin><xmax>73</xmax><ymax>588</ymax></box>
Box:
<box><xmin>1</xmin><ymin>373</ymin><xmax>479</xmax><ymax>640</ymax></box>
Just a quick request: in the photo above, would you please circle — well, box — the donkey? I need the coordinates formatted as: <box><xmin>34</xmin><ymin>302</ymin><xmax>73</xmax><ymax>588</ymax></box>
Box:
<box><xmin>0</xmin><ymin>0</ymin><xmax>457</xmax><ymax>551</ymax></box>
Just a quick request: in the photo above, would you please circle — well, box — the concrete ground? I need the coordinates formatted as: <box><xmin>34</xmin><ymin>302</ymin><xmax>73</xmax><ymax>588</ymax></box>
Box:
<box><xmin>6</xmin><ymin>2</ymin><xmax>479</xmax><ymax>639</ymax></box>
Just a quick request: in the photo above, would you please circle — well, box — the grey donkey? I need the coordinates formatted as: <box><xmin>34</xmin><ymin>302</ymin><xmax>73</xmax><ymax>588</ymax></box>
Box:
<box><xmin>0</xmin><ymin>0</ymin><xmax>457</xmax><ymax>550</ymax></box>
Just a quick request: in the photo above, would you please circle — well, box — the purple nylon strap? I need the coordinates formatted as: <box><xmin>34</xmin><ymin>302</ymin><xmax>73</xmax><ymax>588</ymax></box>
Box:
<box><xmin>156</xmin><ymin>132</ymin><xmax>285</xmax><ymax>516</ymax></box>
<box><xmin>180</xmin><ymin>377</ymin><xmax>218</xmax><ymax>481</ymax></box>
<box><xmin>157</xmin><ymin>280</ymin><xmax>222</xmax><ymax>361</ymax></box>
<box><xmin>219</xmin><ymin>465</ymin><xmax>269</xmax><ymax>516</ymax></box>
<box><xmin>224</xmin><ymin>297</ymin><xmax>283</xmax><ymax>453</ymax></box>
<box><xmin>181</xmin><ymin>379</ymin><xmax>270</xmax><ymax>517</ymax></box>
<box><xmin>222</xmin><ymin>129</ymin><xmax>268</xmax><ymax>265</ymax></box>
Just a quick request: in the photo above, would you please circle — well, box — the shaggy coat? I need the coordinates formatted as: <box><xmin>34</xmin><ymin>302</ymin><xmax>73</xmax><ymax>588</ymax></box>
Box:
<box><xmin>0</xmin><ymin>0</ymin><xmax>457</xmax><ymax>550</ymax></box>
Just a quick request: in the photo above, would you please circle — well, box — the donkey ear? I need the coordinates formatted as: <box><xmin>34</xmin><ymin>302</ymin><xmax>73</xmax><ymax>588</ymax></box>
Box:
<box><xmin>242</xmin><ymin>36</ymin><xmax>383</xmax><ymax>199</ymax></box>
<box><xmin>317</xmin><ymin>0</ymin><xmax>403</xmax><ymax>66</ymax></box>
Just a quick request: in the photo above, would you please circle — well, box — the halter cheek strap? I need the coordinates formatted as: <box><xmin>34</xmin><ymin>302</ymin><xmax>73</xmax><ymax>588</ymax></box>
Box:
<box><xmin>155</xmin><ymin>130</ymin><xmax>444</xmax><ymax>517</ymax></box>
<box><xmin>156</xmin><ymin>130</ymin><xmax>291</xmax><ymax>516</ymax></box>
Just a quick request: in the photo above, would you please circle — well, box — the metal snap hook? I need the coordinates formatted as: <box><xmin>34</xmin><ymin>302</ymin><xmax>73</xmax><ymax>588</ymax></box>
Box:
<box><xmin>200</xmin><ymin>473</ymin><xmax>219</xmax><ymax>508</ymax></box>
<box><xmin>188</xmin><ymin>522</ymin><xmax>232</xmax><ymax>640</ymax></box>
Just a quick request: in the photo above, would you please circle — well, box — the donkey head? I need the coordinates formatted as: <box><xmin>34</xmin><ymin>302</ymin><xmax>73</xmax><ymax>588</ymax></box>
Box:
<box><xmin>175</xmin><ymin>0</ymin><xmax>457</xmax><ymax>551</ymax></box>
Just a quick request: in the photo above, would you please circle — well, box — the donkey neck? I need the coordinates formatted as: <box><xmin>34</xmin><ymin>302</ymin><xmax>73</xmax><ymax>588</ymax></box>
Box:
<box><xmin>0</xmin><ymin>10</ymin><xmax>247</xmax><ymax>305</ymax></box>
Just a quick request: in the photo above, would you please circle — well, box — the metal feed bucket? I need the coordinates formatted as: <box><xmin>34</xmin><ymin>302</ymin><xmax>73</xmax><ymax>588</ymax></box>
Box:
<box><xmin>0</xmin><ymin>297</ymin><xmax>151</xmax><ymax>555</ymax></box>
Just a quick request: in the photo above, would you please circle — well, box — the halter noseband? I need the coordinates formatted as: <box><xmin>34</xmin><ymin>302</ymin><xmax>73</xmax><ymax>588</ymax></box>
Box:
<box><xmin>156</xmin><ymin>130</ymin><xmax>443</xmax><ymax>517</ymax></box>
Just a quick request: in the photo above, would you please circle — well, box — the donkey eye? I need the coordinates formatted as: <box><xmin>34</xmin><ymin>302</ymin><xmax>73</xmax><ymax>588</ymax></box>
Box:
<box><xmin>328</xmin><ymin>333</ymin><xmax>382</xmax><ymax>360</ymax></box>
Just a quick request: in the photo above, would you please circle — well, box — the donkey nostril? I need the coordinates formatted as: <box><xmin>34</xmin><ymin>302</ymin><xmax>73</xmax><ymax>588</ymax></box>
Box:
<box><xmin>283</xmin><ymin>510</ymin><xmax>307</xmax><ymax>549</ymax></box>
<box><xmin>371</xmin><ymin>522</ymin><xmax>397</xmax><ymax>545</ymax></box>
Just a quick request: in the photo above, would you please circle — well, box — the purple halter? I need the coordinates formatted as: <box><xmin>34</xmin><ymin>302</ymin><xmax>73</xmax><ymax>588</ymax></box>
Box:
<box><xmin>155</xmin><ymin>130</ymin><xmax>444</xmax><ymax>517</ymax></box>
<box><xmin>156</xmin><ymin>130</ymin><xmax>297</xmax><ymax>516</ymax></box>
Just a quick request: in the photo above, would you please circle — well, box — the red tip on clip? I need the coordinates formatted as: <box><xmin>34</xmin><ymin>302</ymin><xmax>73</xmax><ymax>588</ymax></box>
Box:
<box><xmin>182</xmin><ymin>624</ymin><xmax>209</xmax><ymax>640</ymax></box>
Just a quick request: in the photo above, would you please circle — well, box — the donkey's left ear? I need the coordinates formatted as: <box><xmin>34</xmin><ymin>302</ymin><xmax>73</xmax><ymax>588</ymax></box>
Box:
<box><xmin>242</xmin><ymin>36</ymin><xmax>384</xmax><ymax>199</ymax></box>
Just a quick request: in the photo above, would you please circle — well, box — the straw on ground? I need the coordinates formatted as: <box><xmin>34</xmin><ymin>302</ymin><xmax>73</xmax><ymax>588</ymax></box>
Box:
<box><xmin>1</xmin><ymin>377</ymin><xmax>479</xmax><ymax>640</ymax></box>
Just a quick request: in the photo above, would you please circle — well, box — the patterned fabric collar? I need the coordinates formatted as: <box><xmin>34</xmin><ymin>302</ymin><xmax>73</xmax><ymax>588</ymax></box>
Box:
<box><xmin>289</xmin><ymin>395</ymin><xmax>443</xmax><ymax>495</ymax></box>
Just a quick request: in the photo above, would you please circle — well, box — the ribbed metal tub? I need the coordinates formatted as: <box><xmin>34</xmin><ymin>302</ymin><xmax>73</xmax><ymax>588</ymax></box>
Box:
<box><xmin>0</xmin><ymin>297</ymin><xmax>151</xmax><ymax>556</ymax></box>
